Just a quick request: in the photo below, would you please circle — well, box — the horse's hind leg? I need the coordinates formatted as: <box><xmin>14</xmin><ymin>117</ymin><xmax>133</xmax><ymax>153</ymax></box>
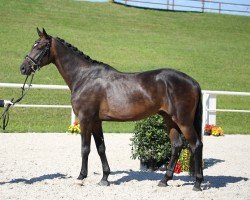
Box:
<box><xmin>92</xmin><ymin>121</ymin><xmax>110</xmax><ymax>186</ymax></box>
<box><xmin>178</xmin><ymin>124</ymin><xmax>203</xmax><ymax>191</ymax></box>
<box><xmin>158</xmin><ymin>115</ymin><xmax>183</xmax><ymax>187</ymax></box>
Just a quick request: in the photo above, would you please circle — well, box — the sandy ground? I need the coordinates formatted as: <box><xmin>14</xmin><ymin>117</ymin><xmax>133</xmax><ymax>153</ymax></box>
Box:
<box><xmin>0</xmin><ymin>133</ymin><xmax>249</xmax><ymax>200</ymax></box>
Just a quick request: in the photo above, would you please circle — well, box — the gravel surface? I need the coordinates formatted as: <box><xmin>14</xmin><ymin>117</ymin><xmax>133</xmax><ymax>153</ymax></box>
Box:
<box><xmin>0</xmin><ymin>133</ymin><xmax>249</xmax><ymax>200</ymax></box>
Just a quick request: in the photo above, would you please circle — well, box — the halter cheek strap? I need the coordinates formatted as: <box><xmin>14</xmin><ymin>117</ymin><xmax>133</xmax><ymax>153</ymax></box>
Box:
<box><xmin>25</xmin><ymin>55</ymin><xmax>40</xmax><ymax>72</ymax></box>
<box><xmin>25</xmin><ymin>39</ymin><xmax>51</xmax><ymax>72</ymax></box>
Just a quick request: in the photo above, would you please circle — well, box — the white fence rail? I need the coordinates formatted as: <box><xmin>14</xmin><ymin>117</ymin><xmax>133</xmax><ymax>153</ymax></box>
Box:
<box><xmin>0</xmin><ymin>83</ymin><xmax>76</xmax><ymax>125</ymax></box>
<box><xmin>1</xmin><ymin>83</ymin><xmax>249</xmax><ymax>132</ymax></box>
<box><xmin>0</xmin><ymin>83</ymin><xmax>69</xmax><ymax>90</ymax></box>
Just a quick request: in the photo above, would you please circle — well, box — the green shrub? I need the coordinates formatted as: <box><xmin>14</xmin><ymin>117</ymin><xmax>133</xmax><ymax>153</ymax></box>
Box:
<box><xmin>131</xmin><ymin>114</ymin><xmax>171</xmax><ymax>169</ymax></box>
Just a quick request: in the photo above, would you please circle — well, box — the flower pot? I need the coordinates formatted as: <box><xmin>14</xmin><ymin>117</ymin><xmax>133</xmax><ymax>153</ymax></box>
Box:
<box><xmin>140</xmin><ymin>159</ymin><xmax>165</xmax><ymax>172</ymax></box>
<box><xmin>204</xmin><ymin>131</ymin><xmax>211</xmax><ymax>136</ymax></box>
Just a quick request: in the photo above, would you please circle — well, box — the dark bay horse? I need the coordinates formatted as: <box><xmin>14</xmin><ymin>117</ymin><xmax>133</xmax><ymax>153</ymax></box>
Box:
<box><xmin>20</xmin><ymin>28</ymin><xmax>203</xmax><ymax>191</ymax></box>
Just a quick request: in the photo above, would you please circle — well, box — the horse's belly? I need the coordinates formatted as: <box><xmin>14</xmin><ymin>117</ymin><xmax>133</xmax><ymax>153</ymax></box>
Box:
<box><xmin>99</xmin><ymin>102</ymin><xmax>159</xmax><ymax>121</ymax></box>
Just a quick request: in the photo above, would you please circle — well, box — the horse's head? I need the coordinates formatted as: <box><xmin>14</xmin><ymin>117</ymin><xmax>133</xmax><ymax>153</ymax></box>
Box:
<box><xmin>20</xmin><ymin>28</ymin><xmax>52</xmax><ymax>75</ymax></box>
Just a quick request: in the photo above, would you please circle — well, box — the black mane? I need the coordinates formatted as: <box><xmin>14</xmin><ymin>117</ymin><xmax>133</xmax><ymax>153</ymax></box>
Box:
<box><xmin>56</xmin><ymin>37</ymin><xmax>108</xmax><ymax>66</ymax></box>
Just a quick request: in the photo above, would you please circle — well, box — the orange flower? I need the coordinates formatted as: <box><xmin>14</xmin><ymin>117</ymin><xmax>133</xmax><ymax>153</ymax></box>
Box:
<box><xmin>73</xmin><ymin>120</ymin><xmax>79</xmax><ymax>126</ymax></box>
<box><xmin>204</xmin><ymin>124</ymin><xmax>216</xmax><ymax>135</ymax></box>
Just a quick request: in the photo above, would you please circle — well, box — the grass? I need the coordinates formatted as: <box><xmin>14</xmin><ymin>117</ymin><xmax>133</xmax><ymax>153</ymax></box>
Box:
<box><xmin>0</xmin><ymin>0</ymin><xmax>249</xmax><ymax>133</ymax></box>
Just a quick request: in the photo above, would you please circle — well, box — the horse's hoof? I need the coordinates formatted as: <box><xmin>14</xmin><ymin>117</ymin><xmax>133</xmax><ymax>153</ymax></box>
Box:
<box><xmin>158</xmin><ymin>181</ymin><xmax>168</xmax><ymax>187</ymax></box>
<box><xmin>193</xmin><ymin>181</ymin><xmax>202</xmax><ymax>191</ymax></box>
<box><xmin>77</xmin><ymin>174</ymin><xmax>86</xmax><ymax>180</ymax></box>
<box><xmin>98</xmin><ymin>180</ymin><xmax>110</xmax><ymax>186</ymax></box>
<box><xmin>193</xmin><ymin>186</ymin><xmax>202</xmax><ymax>191</ymax></box>
<box><xmin>74</xmin><ymin>179</ymin><xmax>84</xmax><ymax>186</ymax></box>
<box><xmin>193</xmin><ymin>185</ymin><xmax>202</xmax><ymax>191</ymax></box>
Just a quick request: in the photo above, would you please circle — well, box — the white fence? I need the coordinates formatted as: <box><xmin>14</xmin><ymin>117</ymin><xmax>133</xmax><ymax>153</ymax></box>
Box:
<box><xmin>202</xmin><ymin>90</ymin><xmax>250</xmax><ymax>133</ymax></box>
<box><xmin>0</xmin><ymin>83</ymin><xmax>76</xmax><ymax>126</ymax></box>
<box><xmin>0</xmin><ymin>83</ymin><xmax>249</xmax><ymax>132</ymax></box>
<box><xmin>114</xmin><ymin>0</ymin><xmax>250</xmax><ymax>16</ymax></box>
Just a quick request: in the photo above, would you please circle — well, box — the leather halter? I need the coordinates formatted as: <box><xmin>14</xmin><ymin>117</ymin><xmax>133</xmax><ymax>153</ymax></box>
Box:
<box><xmin>25</xmin><ymin>38</ymin><xmax>51</xmax><ymax>72</ymax></box>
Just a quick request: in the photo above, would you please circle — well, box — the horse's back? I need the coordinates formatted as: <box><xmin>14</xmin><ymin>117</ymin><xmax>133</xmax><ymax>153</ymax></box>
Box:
<box><xmin>137</xmin><ymin>68</ymin><xmax>201</xmax><ymax>101</ymax></box>
<box><xmin>138</xmin><ymin>68</ymin><xmax>200</xmax><ymax>89</ymax></box>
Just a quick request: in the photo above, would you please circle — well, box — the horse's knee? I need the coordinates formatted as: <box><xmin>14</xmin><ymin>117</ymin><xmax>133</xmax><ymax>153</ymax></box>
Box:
<box><xmin>171</xmin><ymin>146</ymin><xmax>182</xmax><ymax>159</ymax></box>
<box><xmin>82</xmin><ymin>146</ymin><xmax>90</xmax><ymax>157</ymax></box>
<box><xmin>174</xmin><ymin>140</ymin><xmax>183</xmax><ymax>149</ymax></box>
<box><xmin>97</xmin><ymin>143</ymin><xmax>106</xmax><ymax>155</ymax></box>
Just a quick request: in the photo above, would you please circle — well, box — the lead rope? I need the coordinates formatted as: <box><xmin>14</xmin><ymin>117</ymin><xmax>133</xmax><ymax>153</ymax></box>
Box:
<box><xmin>0</xmin><ymin>73</ymin><xmax>35</xmax><ymax>130</ymax></box>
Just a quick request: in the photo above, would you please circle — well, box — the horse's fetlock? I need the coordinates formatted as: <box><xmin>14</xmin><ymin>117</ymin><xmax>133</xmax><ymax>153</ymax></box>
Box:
<box><xmin>165</xmin><ymin>169</ymin><xmax>173</xmax><ymax>178</ymax></box>
<box><xmin>103</xmin><ymin>168</ymin><xmax>110</xmax><ymax>175</ymax></box>
<box><xmin>196</xmin><ymin>173</ymin><xmax>204</xmax><ymax>181</ymax></box>
<box><xmin>196</xmin><ymin>140</ymin><xmax>203</xmax><ymax>148</ymax></box>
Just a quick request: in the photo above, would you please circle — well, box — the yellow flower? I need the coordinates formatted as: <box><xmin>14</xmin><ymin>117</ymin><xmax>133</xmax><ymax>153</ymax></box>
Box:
<box><xmin>68</xmin><ymin>123</ymin><xmax>80</xmax><ymax>134</ymax></box>
<box><xmin>178</xmin><ymin>148</ymin><xmax>191</xmax><ymax>172</ymax></box>
<box><xmin>211</xmin><ymin>126</ymin><xmax>224</xmax><ymax>136</ymax></box>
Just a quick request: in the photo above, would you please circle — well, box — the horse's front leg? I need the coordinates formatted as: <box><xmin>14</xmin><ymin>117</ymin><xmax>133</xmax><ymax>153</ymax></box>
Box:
<box><xmin>77</xmin><ymin>121</ymin><xmax>92</xmax><ymax>182</ymax></box>
<box><xmin>92</xmin><ymin>121</ymin><xmax>110</xmax><ymax>186</ymax></box>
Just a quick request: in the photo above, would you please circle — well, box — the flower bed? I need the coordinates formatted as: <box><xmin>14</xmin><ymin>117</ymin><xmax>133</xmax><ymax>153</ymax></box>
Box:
<box><xmin>174</xmin><ymin>148</ymin><xmax>191</xmax><ymax>174</ymax></box>
<box><xmin>174</xmin><ymin>148</ymin><xmax>206</xmax><ymax>174</ymax></box>
<box><xmin>204</xmin><ymin>124</ymin><xmax>224</xmax><ymax>136</ymax></box>
<box><xmin>68</xmin><ymin>120</ymin><xmax>80</xmax><ymax>134</ymax></box>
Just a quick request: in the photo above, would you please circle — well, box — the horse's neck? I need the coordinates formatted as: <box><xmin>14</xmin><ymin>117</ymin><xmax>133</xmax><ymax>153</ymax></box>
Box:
<box><xmin>51</xmin><ymin>38</ymin><xmax>90</xmax><ymax>91</ymax></box>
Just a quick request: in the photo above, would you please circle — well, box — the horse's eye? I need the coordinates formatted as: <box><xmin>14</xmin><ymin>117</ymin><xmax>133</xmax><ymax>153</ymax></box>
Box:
<box><xmin>37</xmin><ymin>46</ymin><xmax>44</xmax><ymax>50</ymax></box>
<box><xmin>33</xmin><ymin>43</ymin><xmax>38</xmax><ymax>48</ymax></box>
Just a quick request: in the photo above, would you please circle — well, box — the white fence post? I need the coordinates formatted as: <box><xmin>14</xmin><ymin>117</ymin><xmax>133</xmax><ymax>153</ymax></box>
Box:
<box><xmin>208</xmin><ymin>94</ymin><xmax>217</xmax><ymax>125</ymax></box>
<box><xmin>71</xmin><ymin>108</ymin><xmax>76</xmax><ymax>125</ymax></box>
<box><xmin>202</xmin><ymin>92</ymin><xmax>217</xmax><ymax>134</ymax></box>
<box><xmin>202</xmin><ymin>92</ymin><xmax>209</xmax><ymax>134</ymax></box>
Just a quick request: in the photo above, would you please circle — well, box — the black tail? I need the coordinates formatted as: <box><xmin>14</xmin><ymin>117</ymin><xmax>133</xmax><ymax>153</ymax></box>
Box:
<box><xmin>193</xmin><ymin>89</ymin><xmax>203</xmax><ymax>140</ymax></box>
<box><xmin>189</xmin><ymin>88</ymin><xmax>203</xmax><ymax>175</ymax></box>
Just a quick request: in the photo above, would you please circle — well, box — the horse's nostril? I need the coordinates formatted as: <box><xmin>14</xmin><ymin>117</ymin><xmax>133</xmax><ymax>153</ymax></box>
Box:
<box><xmin>20</xmin><ymin>65</ymin><xmax>26</xmax><ymax>74</ymax></box>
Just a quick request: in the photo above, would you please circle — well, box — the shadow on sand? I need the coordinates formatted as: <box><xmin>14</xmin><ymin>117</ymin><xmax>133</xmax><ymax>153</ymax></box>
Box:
<box><xmin>111</xmin><ymin>170</ymin><xmax>248</xmax><ymax>189</ymax></box>
<box><xmin>0</xmin><ymin>158</ymin><xmax>248</xmax><ymax>189</ymax></box>
<box><xmin>0</xmin><ymin>173</ymin><xmax>69</xmax><ymax>185</ymax></box>
<box><xmin>203</xmin><ymin>158</ymin><xmax>225</xmax><ymax>169</ymax></box>
<box><xmin>110</xmin><ymin>157</ymin><xmax>248</xmax><ymax>189</ymax></box>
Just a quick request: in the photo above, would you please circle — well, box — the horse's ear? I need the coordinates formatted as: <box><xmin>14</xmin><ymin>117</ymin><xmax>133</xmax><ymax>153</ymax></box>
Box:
<box><xmin>37</xmin><ymin>27</ymin><xmax>43</xmax><ymax>37</ymax></box>
<box><xmin>42</xmin><ymin>28</ymin><xmax>49</xmax><ymax>39</ymax></box>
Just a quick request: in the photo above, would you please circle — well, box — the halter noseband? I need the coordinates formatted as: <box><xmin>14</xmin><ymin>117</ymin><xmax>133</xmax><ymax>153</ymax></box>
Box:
<box><xmin>25</xmin><ymin>38</ymin><xmax>51</xmax><ymax>72</ymax></box>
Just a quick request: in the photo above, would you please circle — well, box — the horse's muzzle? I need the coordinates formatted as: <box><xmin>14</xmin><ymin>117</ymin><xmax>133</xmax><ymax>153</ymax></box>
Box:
<box><xmin>20</xmin><ymin>64</ymin><xmax>31</xmax><ymax>75</ymax></box>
